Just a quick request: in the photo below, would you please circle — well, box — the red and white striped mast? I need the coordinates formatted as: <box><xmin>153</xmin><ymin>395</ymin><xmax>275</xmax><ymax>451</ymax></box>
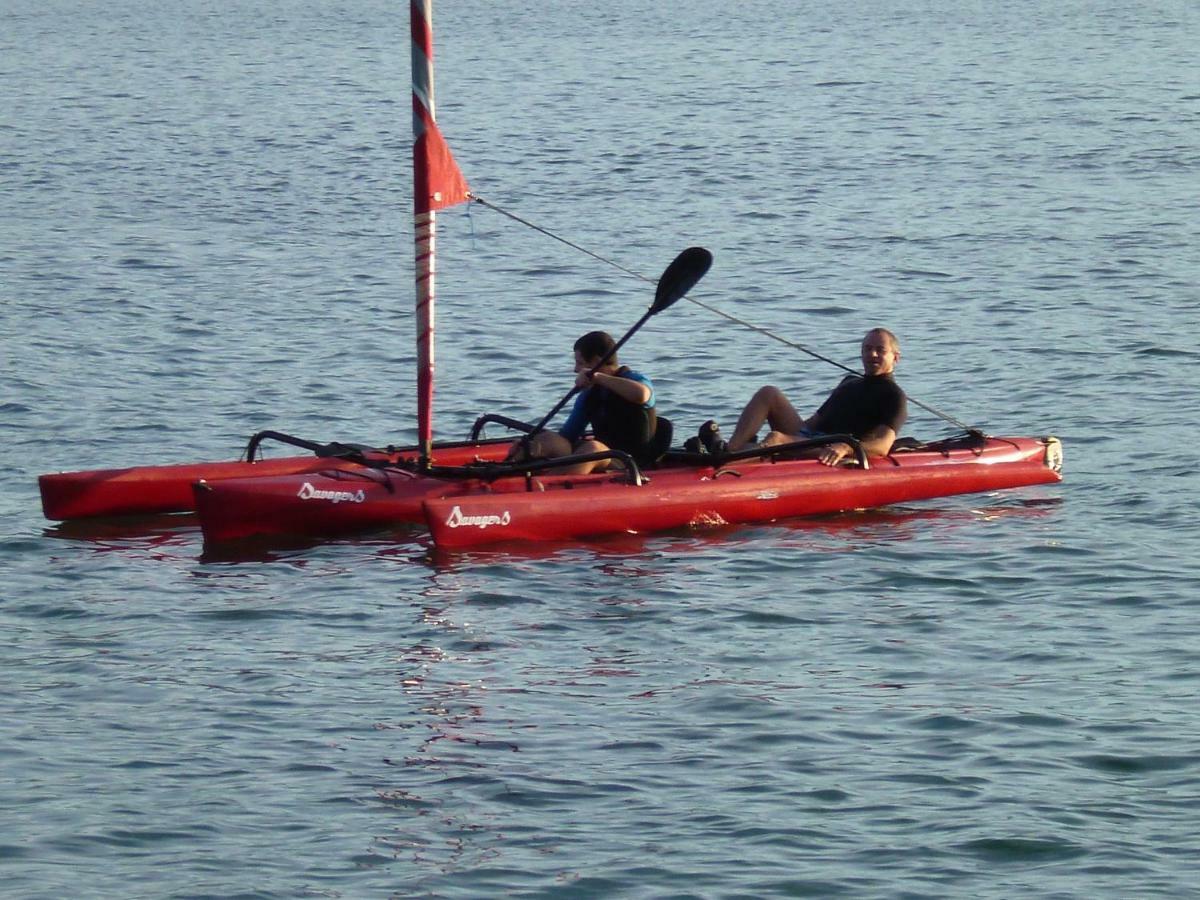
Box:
<box><xmin>410</xmin><ymin>0</ymin><xmax>469</xmax><ymax>466</ymax></box>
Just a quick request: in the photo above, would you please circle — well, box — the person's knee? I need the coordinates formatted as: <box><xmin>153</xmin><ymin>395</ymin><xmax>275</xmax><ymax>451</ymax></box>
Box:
<box><xmin>576</xmin><ymin>438</ymin><xmax>617</xmax><ymax>472</ymax></box>
<box><xmin>753</xmin><ymin>385</ymin><xmax>786</xmax><ymax>406</ymax></box>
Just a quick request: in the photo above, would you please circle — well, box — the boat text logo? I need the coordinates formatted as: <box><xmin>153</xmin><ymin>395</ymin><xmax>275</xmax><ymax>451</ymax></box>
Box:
<box><xmin>444</xmin><ymin>506</ymin><xmax>511</xmax><ymax>529</ymax></box>
<box><xmin>296</xmin><ymin>483</ymin><xmax>366</xmax><ymax>504</ymax></box>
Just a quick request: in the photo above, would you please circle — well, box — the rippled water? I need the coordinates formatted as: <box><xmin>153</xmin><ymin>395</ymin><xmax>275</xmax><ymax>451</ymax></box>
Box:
<box><xmin>4</xmin><ymin>0</ymin><xmax>1199</xmax><ymax>896</ymax></box>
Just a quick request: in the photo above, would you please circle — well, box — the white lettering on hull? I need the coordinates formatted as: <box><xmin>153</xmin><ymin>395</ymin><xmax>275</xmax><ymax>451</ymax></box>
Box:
<box><xmin>296</xmin><ymin>483</ymin><xmax>367</xmax><ymax>504</ymax></box>
<box><xmin>444</xmin><ymin>505</ymin><xmax>511</xmax><ymax>529</ymax></box>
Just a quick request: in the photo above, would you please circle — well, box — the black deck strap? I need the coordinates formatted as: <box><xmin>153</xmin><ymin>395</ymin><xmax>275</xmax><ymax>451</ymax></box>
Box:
<box><xmin>314</xmin><ymin>442</ymin><xmax>371</xmax><ymax>462</ymax></box>
<box><xmin>660</xmin><ymin>449</ymin><xmax>713</xmax><ymax>466</ymax></box>
<box><xmin>316</xmin><ymin>464</ymin><xmax>422</xmax><ymax>495</ymax></box>
<box><xmin>419</xmin><ymin>449</ymin><xmax>646</xmax><ymax>487</ymax></box>
<box><xmin>907</xmin><ymin>430</ymin><xmax>993</xmax><ymax>457</ymax></box>
<box><xmin>889</xmin><ymin>436</ymin><xmax>928</xmax><ymax>453</ymax></box>
<box><xmin>713</xmin><ymin>434</ymin><xmax>869</xmax><ymax>469</ymax></box>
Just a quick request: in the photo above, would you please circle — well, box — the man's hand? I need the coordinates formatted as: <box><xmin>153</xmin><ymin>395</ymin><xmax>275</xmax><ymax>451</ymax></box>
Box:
<box><xmin>816</xmin><ymin>442</ymin><xmax>852</xmax><ymax>467</ymax></box>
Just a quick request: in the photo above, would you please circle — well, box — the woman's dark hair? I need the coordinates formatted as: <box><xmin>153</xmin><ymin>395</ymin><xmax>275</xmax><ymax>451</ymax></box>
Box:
<box><xmin>574</xmin><ymin>330</ymin><xmax>617</xmax><ymax>364</ymax></box>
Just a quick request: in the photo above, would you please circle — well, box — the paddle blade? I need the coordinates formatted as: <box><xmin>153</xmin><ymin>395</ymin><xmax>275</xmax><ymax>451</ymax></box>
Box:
<box><xmin>652</xmin><ymin>246</ymin><xmax>713</xmax><ymax>313</ymax></box>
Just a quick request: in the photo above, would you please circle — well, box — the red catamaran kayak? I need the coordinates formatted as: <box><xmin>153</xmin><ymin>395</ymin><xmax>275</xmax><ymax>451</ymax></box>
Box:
<box><xmin>191</xmin><ymin>434</ymin><xmax>1062</xmax><ymax>548</ymax></box>
<box><xmin>38</xmin><ymin>5</ymin><xmax>1065</xmax><ymax>557</ymax></box>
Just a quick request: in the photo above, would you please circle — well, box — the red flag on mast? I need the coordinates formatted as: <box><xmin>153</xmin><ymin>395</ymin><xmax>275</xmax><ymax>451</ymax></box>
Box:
<box><xmin>414</xmin><ymin>110</ymin><xmax>470</xmax><ymax>214</ymax></box>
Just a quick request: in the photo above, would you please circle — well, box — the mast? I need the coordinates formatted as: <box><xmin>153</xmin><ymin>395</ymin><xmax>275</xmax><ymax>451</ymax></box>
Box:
<box><xmin>410</xmin><ymin>0</ymin><xmax>469</xmax><ymax>465</ymax></box>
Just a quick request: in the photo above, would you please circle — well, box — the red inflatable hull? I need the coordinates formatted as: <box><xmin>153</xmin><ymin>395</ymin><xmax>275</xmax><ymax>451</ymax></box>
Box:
<box><xmin>425</xmin><ymin>436</ymin><xmax>1063</xmax><ymax>549</ymax></box>
<box><xmin>38</xmin><ymin>440</ymin><xmax>510</xmax><ymax>521</ymax></box>
<box><xmin>192</xmin><ymin>435</ymin><xmax>1061</xmax><ymax>548</ymax></box>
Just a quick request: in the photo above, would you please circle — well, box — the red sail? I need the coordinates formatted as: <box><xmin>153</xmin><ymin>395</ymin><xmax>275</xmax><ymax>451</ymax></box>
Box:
<box><xmin>413</xmin><ymin>111</ymin><xmax>470</xmax><ymax>214</ymax></box>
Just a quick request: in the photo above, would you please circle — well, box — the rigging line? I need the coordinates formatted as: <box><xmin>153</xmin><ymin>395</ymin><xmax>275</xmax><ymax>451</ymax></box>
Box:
<box><xmin>472</xmin><ymin>198</ymin><xmax>843</xmax><ymax>358</ymax></box>
<box><xmin>468</xmin><ymin>195</ymin><xmax>978</xmax><ymax>434</ymax></box>
<box><xmin>471</xmin><ymin>195</ymin><xmax>644</xmax><ymax>280</ymax></box>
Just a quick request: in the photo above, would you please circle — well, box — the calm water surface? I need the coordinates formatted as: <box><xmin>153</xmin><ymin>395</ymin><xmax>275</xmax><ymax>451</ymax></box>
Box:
<box><xmin>3</xmin><ymin>0</ymin><xmax>1199</xmax><ymax>896</ymax></box>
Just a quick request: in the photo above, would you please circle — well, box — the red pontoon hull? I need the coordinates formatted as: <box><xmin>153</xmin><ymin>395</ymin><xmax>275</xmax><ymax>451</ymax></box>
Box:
<box><xmin>38</xmin><ymin>440</ymin><xmax>510</xmax><ymax>521</ymax></box>
<box><xmin>425</xmin><ymin>436</ymin><xmax>1063</xmax><ymax>549</ymax></box>
<box><xmin>192</xmin><ymin>465</ymin><xmax>491</xmax><ymax>543</ymax></box>
<box><xmin>192</xmin><ymin>435</ymin><xmax>1061</xmax><ymax>548</ymax></box>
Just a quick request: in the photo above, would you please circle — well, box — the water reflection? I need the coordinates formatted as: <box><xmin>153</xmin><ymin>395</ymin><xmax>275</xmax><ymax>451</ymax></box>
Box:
<box><xmin>370</xmin><ymin>600</ymin><xmax>509</xmax><ymax>872</ymax></box>
<box><xmin>423</xmin><ymin>495</ymin><xmax>1064</xmax><ymax>570</ymax></box>
<box><xmin>40</xmin><ymin>494</ymin><xmax>1062</xmax><ymax>569</ymax></box>
<box><xmin>43</xmin><ymin>512</ymin><xmax>197</xmax><ymax>544</ymax></box>
<box><xmin>42</xmin><ymin>513</ymin><xmax>201</xmax><ymax>562</ymax></box>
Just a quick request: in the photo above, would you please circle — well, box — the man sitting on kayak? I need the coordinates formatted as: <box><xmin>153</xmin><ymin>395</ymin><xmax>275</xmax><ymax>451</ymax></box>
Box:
<box><xmin>717</xmin><ymin>327</ymin><xmax>907</xmax><ymax>467</ymax></box>
<box><xmin>513</xmin><ymin>330</ymin><xmax>660</xmax><ymax>475</ymax></box>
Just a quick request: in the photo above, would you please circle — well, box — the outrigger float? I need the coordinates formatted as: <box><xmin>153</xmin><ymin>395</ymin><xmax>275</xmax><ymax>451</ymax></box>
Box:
<box><xmin>37</xmin><ymin>431</ymin><xmax>511</xmax><ymax>522</ymax></box>
<box><xmin>37</xmin><ymin>1</ymin><xmax>1063</xmax><ymax>551</ymax></box>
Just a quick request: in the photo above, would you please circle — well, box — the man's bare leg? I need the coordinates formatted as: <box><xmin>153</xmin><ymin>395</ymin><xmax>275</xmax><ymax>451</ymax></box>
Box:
<box><xmin>727</xmin><ymin>386</ymin><xmax>804</xmax><ymax>451</ymax></box>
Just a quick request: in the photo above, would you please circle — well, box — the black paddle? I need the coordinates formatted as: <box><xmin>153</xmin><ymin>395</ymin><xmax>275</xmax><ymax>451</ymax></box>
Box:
<box><xmin>516</xmin><ymin>246</ymin><xmax>713</xmax><ymax>455</ymax></box>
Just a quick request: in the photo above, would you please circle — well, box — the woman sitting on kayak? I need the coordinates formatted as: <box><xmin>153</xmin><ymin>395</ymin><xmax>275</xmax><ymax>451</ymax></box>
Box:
<box><xmin>512</xmin><ymin>330</ymin><xmax>661</xmax><ymax>475</ymax></box>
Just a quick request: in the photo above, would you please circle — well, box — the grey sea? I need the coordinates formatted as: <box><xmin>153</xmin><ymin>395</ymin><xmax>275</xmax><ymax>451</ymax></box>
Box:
<box><xmin>3</xmin><ymin>0</ymin><xmax>1198</xmax><ymax>896</ymax></box>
